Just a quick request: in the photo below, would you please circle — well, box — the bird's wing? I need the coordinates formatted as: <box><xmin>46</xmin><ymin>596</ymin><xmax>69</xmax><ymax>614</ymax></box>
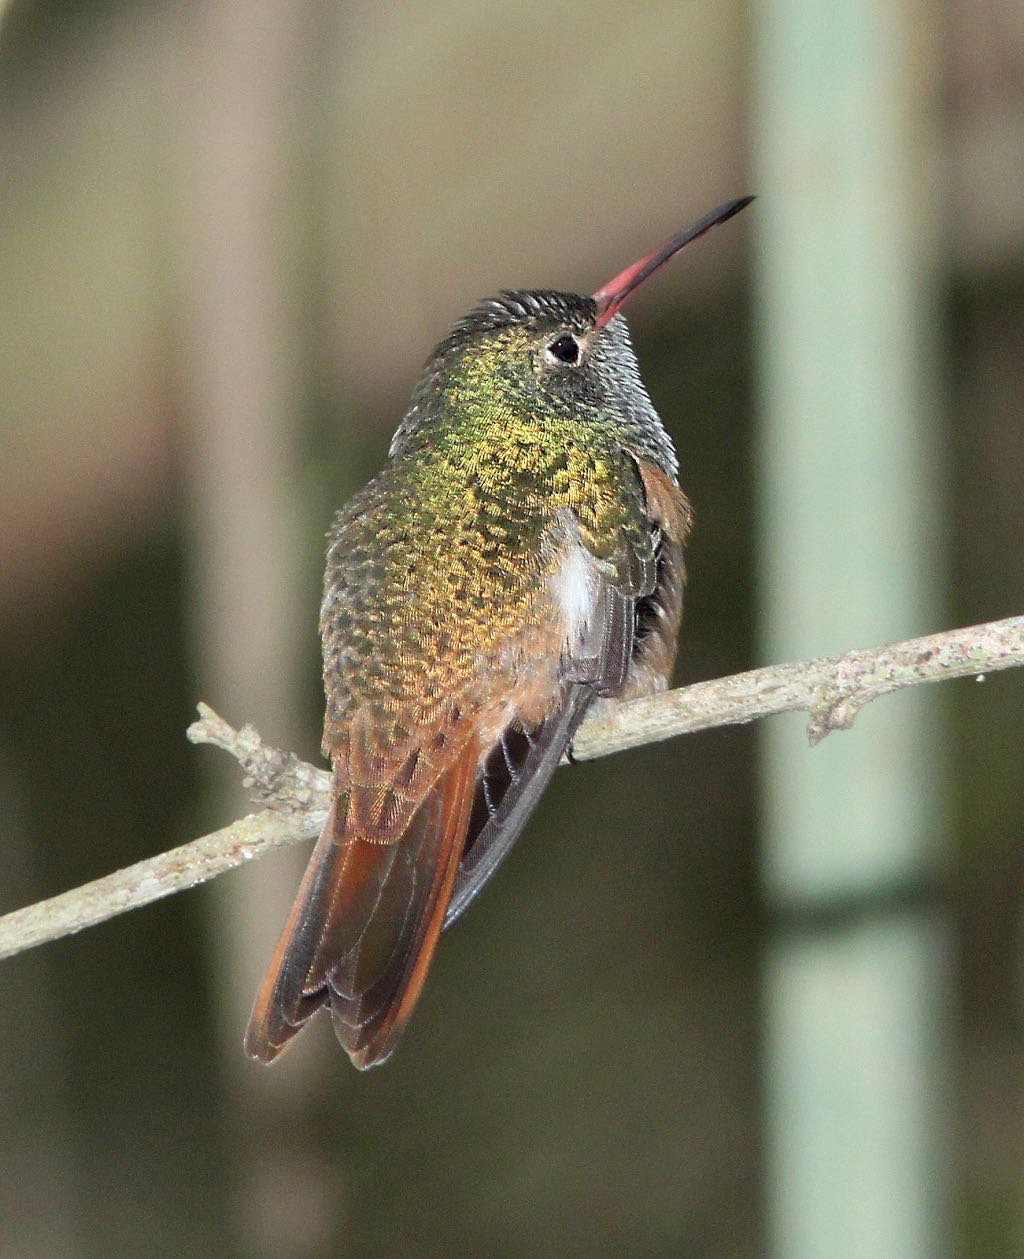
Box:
<box><xmin>442</xmin><ymin>684</ymin><xmax>594</xmax><ymax>929</ymax></box>
<box><xmin>620</xmin><ymin>453</ymin><xmax>690</xmax><ymax>698</ymax></box>
<box><xmin>443</xmin><ymin>451</ymin><xmax>690</xmax><ymax>931</ymax></box>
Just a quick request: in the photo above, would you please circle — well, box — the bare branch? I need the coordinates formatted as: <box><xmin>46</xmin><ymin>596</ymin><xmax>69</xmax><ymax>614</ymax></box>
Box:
<box><xmin>570</xmin><ymin>612</ymin><xmax>1024</xmax><ymax>758</ymax></box>
<box><xmin>1</xmin><ymin>614</ymin><xmax>1021</xmax><ymax>964</ymax></box>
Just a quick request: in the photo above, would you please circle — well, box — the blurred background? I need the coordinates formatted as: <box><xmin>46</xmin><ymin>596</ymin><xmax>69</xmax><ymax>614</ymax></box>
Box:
<box><xmin>0</xmin><ymin>1</ymin><xmax>1022</xmax><ymax>1255</ymax></box>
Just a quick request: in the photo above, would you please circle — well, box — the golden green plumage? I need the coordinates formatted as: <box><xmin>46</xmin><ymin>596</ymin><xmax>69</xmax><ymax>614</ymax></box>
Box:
<box><xmin>321</xmin><ymin>318</ymin><xmax>655</xmax><ymax>745</ymax></box>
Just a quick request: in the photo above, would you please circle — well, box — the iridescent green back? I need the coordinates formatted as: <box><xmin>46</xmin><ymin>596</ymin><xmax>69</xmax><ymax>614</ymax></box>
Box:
<box><xmin>322</xmin><ymin>322</ymin><xmax>652</xmax><ymax>745</ymax></box>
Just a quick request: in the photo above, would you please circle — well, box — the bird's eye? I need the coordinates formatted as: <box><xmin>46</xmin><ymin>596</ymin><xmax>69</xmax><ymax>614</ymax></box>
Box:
<box><xmin>546</xmin><ymin>333</ymin><xmax>580</xmax><ymax>365</ymax></box>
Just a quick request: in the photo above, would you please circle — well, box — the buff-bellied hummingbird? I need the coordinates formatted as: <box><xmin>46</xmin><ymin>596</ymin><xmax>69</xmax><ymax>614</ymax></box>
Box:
<box><xmin>245</xmin><ymin>196</ymin><xmax>754</xmax><ymax>1069</ymax></box>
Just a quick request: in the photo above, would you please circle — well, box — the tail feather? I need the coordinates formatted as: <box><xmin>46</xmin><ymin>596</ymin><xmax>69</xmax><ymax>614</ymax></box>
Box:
<box><xmin>244</xmin><ymin>736</ymin><xmax>480</xmax><ymax>1069</ymax></box>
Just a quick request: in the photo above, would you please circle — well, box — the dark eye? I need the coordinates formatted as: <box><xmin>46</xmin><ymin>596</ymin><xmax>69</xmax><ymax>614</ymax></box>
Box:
<box><xmin>547</xmin><ymin>333</ymin><xmax>580</xmax><ymax>365</ymax></box>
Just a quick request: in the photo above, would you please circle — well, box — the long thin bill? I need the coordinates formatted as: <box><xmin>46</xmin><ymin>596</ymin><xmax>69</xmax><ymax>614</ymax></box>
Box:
<box><xmin>592</xmin><ymin>195</ymin><xmax>755</xmax><ymax>327</ymax></box>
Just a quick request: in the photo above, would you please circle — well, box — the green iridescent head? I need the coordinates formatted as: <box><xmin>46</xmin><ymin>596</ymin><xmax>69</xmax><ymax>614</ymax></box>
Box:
<box><xmin>396</xmin><ymin>291</ymin><xmax>675</xmax><ymax>476</ymax></box>
<box><xmin>390</xmin><ymin>197</ymin><xmax>755</xmax><ymax>477</ymax></box>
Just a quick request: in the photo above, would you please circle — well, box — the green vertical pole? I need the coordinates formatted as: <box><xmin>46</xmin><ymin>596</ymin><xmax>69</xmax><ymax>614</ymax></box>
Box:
<box><xmin>751</xmin><ymin>2</ymin><xmax>950</xmax><ymax>1256</ymax></box>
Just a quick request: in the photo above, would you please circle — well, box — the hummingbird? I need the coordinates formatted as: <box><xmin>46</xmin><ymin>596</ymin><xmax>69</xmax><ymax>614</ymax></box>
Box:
<box><xmin>245</xmin><ymin>196</ymin><xmax>753</xmax><ymax>1069</ymax></box>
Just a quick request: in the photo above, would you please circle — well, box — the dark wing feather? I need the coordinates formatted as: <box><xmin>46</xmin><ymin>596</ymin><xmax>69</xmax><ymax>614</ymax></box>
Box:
<box><xmin>443</xmin><ymin>685</ymin><xmax>593</xmax><ymax>930</ymax></box>
<box><xmin>626</xmin><ymin>454</ymin><xmax>690</xmax><ymax>692</ymax></box>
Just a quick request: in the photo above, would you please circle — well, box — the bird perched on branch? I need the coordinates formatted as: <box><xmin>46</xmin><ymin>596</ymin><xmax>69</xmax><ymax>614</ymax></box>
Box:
<box><xmin>245</xmin><ymin>196</ymin><xmax>754</xmax><ymax>1069</ymax></box>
